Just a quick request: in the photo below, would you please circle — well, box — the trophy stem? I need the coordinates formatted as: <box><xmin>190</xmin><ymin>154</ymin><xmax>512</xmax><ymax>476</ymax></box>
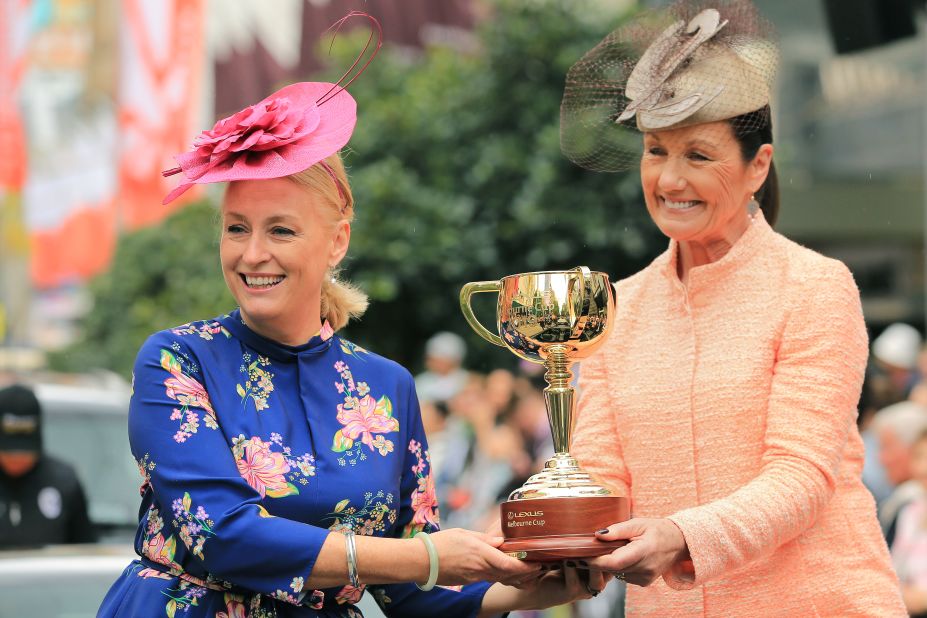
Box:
<box><xmin>543</xmin><ymin>345</ymin><xmax>575</xmax><ymax>455</ymax></box>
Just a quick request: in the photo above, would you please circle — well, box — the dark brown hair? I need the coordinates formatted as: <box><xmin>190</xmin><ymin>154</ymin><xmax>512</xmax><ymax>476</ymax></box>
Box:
<box><xmin>730</xmin><ymin>105</ymin><xmax>779</xmax><ymax>227</ymax></box>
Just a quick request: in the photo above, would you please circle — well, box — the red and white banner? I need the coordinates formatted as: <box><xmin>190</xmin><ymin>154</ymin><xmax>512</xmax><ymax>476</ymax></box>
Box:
<box><xmin>117</xmin><ymin>0</ymin><xmax>206</xmax><ymax>230</ymax></box>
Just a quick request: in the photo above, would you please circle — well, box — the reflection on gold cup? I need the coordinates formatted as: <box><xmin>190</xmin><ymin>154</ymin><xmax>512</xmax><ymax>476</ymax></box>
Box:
<box><xmin>460</xmin><ymin>267</ymin><xmax>629</xmax><ymax>561</ymax></box>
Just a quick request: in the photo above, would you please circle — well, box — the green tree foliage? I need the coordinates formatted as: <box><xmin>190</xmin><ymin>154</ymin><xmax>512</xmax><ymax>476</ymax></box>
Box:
<box><xmin>341</xmin><ymin>0</ymin><xmax>663</xmax><ymax>370</ymax></box>
<box><xmin>52</xmin><ymin>0</ymin><xmax>665</xmax><ymax>376</ymax></box>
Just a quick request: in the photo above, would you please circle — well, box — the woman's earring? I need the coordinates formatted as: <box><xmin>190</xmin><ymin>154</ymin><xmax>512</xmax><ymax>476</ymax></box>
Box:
<box><xmin>747</xmin><ymin>195</ymin><xmax>760</xmax><ymax>217</ymax></box>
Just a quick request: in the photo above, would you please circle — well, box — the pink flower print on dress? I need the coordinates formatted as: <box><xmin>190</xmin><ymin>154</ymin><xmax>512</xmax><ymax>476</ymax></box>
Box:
<box><xmin>234</xmin><ymin>437</ymin><xmax>298</xmax><ymax>498</ymax></box>
<box><xmin>159</xmin><ymin>349</ymin><xmax>218</xmax><ymax>439</ymax></box>
<box><xmin>335</xmin><ymin>394</ymin><xmax>399</xmax><ymax>451</ymax></box>
<box><xmin>331</xmin><ymin>361</ymin><xmax>399</xmax><ymax>464</ymax></box>
<box><xmin>410</xmin><ymin>472</ymin><xmax>439</xmax><ymax>529</ymax></box>
<box><xmin>335</xmin><ymin>584</ymin><xmax>365</xmax><ymax>604</ymax></box>
<box><xmin>216</xmin><ymin>595</ymin><xmax>247</xmax><ymax>618</ymax></box>
<box><xmin>403</xmin><ymin>439</ymin><xmax>439</xmax><ymax>536</ymax></box>
<box><xmin>320</xmin><ymin>320</ymin><xmax>335</xmax><ymax>341</ymax></box>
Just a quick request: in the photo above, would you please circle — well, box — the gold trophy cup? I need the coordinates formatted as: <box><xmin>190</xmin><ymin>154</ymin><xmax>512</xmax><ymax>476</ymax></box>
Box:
<box><xmin>460</xmin><ymin>266</ymin><xmax>629</xmax><ymax>561</ymax></box>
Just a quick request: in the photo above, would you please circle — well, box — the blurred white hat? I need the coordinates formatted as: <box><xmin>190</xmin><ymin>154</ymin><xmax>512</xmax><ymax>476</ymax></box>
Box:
<box><xmin>872</xmin><ymin>323</ymin><xmax>922</xmax><ymax>370</ymax></box>
<box><xmin>425</xmin><ymin>332</ymin><xmax>466</xmax><ymax>363</ymax></box>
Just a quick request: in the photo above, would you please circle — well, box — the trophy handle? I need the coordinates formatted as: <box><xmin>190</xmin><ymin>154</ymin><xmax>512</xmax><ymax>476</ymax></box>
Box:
<box><xmin>568</xmin><ymin>266</ymin><xmax>592</xmax><ymax>337</ymax></box>
<box><xmin>459</xmin><ymin>281</ymin><xmax>505</xmax><ymax>348</ymax></box>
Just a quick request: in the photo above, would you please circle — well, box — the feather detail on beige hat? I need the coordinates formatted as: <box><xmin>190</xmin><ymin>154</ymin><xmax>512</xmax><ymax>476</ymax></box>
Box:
<box><xmin>560</xmin><ymin>0</ymin><xmax>778</xmax><ymax>172</ymax></box>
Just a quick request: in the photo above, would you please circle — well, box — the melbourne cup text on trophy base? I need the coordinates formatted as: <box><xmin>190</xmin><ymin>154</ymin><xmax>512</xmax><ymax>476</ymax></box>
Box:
<box><xmin>460</xmin><ymin>267</ymin><xmax>631</xmax><ymax>561</ymax></box>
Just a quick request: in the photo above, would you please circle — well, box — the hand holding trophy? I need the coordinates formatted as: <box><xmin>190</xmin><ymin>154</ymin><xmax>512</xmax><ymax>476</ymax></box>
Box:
<box><xmin>460</xmin><ymin>266</ymin><xmax>629</xmax><ymax>561</ymax></box>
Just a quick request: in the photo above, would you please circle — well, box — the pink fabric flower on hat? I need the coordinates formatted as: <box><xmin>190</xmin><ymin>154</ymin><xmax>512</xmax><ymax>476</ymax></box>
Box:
<box><xmin>186</xmin><ymin>97</ymin><xmax>320</xmax><ymax>178</ymax></box>
<box><xmin>162</xmin><ymin>82</ymin><xmax>357</xmax><ymax>204</ymax></box>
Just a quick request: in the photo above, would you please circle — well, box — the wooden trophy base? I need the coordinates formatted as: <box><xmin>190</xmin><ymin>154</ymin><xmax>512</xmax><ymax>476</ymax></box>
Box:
<box><xmin>499</xmin><ymin>495</ymin><xmax>630</xmax><ymax>562</ymax></box>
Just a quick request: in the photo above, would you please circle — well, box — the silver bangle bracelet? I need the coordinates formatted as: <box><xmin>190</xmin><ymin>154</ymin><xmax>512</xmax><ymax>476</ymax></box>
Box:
<box><xmin>344</xmin><ymin>530</ymin><xmax>360</xmax><ymax>588</ymax></box>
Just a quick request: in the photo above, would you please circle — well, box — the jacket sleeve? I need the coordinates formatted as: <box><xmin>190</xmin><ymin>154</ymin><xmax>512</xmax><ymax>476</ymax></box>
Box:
<box><xmin>572</xmin><ymin>338</ymin><xmax>632</xmax><ymax>499</ymax></box>
<box><xmin>367</xmin><ymin>371</ymin><xmax>491</xmax><ymax>618</ymax></box>
<box><xmin>664</xmin><ymin>261</ymin><xmax>868</xmax><ymax>589</ymax></box>
<box><xmin>129</xmin><ymin>331</ymin><xmax>329</xmax><ymax>605</ymax></box>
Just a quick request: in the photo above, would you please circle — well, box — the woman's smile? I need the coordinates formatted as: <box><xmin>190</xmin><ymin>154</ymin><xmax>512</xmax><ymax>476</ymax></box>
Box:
<box><xmin>240</xmin><ymin>273</ymin><xmax>286</xmax><ymax>291</ymax></box>
<box><xmin>658</xmin><ymin>196</ymin><xmax>703</xmax><ymax>212</ymax></box>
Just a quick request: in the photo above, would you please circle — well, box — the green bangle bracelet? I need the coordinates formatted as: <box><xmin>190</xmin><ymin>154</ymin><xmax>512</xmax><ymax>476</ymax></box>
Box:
<box><xmin>414</xmin><ymin>531</ymin><xmax>439</xmax><ymax>592</ymax></box>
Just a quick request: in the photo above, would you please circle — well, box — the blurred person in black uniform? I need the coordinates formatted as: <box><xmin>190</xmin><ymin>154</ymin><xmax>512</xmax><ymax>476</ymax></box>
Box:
<box><xmin>0</xmin><ymin>383</ymin><xmax>95</xmax><ymax>547</ymax></box>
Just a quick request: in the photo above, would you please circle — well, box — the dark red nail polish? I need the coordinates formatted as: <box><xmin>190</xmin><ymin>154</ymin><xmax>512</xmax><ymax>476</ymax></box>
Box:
<box><xmin>596</xmin><ymin>528</ymin><xmax>609</xmax><ymax>534</ymax></box>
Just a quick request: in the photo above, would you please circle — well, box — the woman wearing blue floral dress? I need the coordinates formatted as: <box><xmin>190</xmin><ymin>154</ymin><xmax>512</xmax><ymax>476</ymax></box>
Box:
<box><xmin>97</xmin><ymin>39</ymin><xmax>602</xmax><ymax>618</ymax></box>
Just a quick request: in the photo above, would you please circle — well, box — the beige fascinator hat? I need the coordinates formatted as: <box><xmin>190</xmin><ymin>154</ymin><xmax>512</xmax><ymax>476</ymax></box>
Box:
<box><xmin>561</xmin><ymin>0</ymin><xmax>778</xmax><ymax>171</ymax></box>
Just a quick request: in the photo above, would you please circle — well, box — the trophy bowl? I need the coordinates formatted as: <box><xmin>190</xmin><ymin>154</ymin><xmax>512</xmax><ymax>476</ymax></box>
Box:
<box><xmin>460</xmin><ymin>266</ymin><xmax>629</xmax><ymax>561</ymax></box>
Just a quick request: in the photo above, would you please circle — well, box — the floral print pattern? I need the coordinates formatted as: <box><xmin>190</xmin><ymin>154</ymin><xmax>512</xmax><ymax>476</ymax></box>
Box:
<box><xmin>237</xmin><ymin>353</ymin><xmax>274</xmax><ymax>412</ymax></box>
<box><xmin>215</xmin><ymin>594</ymin><xmax>247</xmax><ymax>618</ymax></box>
<box><xmin>172</xmin><ymin>492</ymin><xmax>215</xmax><ymax>558</ymax></box>
<box><xmin>163</xmin><ymin>581</ymin><xmax>208</xmax><ymax>617</ymax></box>
<box><xmin>331</xmin><ymin>361</ymin><xmax>399</xmax><ymax>466</ymax></box>
<box><xmin>324</xmin><ymin>491</ymin><xmax>397</xmax><ymax>606</ymax></box>
<box><xmin>230</xmin><ymin>434</ymin><xmax>315</xmax><ymax>499</ymax></box>
<box><xmin>325</xmin><ymin>490</ymin><xmax>397</xmax><ymax>536</ymax></box>
<box><xmin>404</xmin><ymin>439</ymin><xmax>439</xmax><ymax>537</ymax></box>
<box><xmin>161</xmin><ymin>349</ymin><xmax>217</xmax><ymax>442</ymax></box>
<box><xmin>171</xmin><ymin>320</ymin><xmax>231</xmax><ymax>341</ymax></box>
<box><xmin>339</xmin><ymin>339</ymin><xmax>368</xmax><ymax>361</ymax></box>
<box><xmin>142</xmin><ymin>506</ymin><xmax>182</xmax><ymax>571</ymax></box>
<box><xmin>137</xmin><ymin>453</ymin><xmax>156</xmax><ymax>496</ymax></box>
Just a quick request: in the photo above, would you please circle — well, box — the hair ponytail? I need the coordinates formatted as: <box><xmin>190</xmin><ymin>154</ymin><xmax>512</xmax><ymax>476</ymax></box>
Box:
<box><xmin>321</xmin><ymin>269</ymin><xmax>369</xmax><ymax>331</ymax></box>
<box><xmin>758</xmin><ymin>159</ymin><xmax>779</xmax><ymax>227</ymax></box>
<box><xmin>730</xmin><ymin>105</ymin><xmax>779</xmax><ymax>228</ymax></box>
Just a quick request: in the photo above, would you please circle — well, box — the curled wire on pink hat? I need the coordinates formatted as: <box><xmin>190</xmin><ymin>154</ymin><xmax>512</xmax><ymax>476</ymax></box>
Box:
<box><xmin>161</xmin><ymin>11</ymin><xmax>382</xmax><ymax>211</ymax></box>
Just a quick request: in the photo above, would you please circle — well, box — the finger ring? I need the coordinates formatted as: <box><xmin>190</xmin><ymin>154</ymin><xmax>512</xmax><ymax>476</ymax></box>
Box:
<box><xmin>614</xmin><ymin>572</ymin><xmax>626</xmax><ymax>581</ymax></box>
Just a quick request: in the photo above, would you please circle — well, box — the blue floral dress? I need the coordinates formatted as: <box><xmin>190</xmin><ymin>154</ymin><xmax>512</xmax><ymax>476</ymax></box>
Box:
<box><xmin>98</xmin><ymin>310</ymin><xmax>491</xmax><ymax>617</ymax></box>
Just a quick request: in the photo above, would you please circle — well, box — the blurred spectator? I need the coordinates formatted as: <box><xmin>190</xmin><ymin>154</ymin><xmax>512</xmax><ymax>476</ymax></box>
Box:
<box><xmin>860</xmin><ymin>373</ymin><xmax>897</xmax><ymax>506</ymax></box>
<box><xmin>908</xmin><ymin>344</ymin><xmax>927</xmax><ymax>408</ymax></box>
<box><xmin>0</xmin><ymin>384</ymin><xmax>95</xmax><ymax>547</ymax></box>
<box><xmin>872</xmin><ymin>401</ymin><xmax>927</xmax><ymax>547</ymax></box>
<box><xmin>871</xmin><ymin>323</ymin><xmax>923</xmax><ymax>403</ymax></box>
<box><xmin>496</xmin><ymin>382</ymin><xmax>553</xmax><ymax>501</ymax></box>
<box><xmin>891</xmin><ymin>428</ymin><xmax>927</xmax><ymax>617</ymax></box>
<box><xmin>439</xmin><ymin>374</ymin><xmax>513</xmax><ymax>530</ymax></box>
<box><xmin>415</xmin><ymin>331</ymin><xmax>470</xmax><ymax>404</ymax></box>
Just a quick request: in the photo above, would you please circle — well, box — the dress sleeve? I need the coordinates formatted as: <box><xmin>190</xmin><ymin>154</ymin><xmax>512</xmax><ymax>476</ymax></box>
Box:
<box><xmin>572</xmin><ymin>340</ymin><xmax>632</xmax><ymax>498</ymax></box>
<box><xmin>367</xmin><ymin>371</ymin><xmax>491</xmax><ymax>618</ymax></box>
<box><xmin>129</xmin><ymin>332</ymin><xmax>329</xmax><ymax>605</ymax></box>
<box><xmin>665</xmin><ymin>261</ymin><xmax>868</xmax><ymax>589</ymax></box>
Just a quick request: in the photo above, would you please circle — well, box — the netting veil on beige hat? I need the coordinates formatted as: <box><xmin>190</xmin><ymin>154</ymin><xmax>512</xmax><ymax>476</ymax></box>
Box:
<box><xmin>560</xmin><ymin>0</ymin><xmax>778</xmax><ymax>172</ymax></box>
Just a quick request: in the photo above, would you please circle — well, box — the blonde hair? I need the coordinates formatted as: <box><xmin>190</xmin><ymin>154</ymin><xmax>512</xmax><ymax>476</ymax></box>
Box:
<box><xmin>288</xmin><ymin>153</ymin><xmax>368</xmax><ymax>331</ymax></box>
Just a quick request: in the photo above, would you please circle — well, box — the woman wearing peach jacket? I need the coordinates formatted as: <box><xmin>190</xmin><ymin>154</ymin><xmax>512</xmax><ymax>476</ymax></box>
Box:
<box><xmin>561</xmin><ymin>2</ymin><xmax>906</xmax><ymax>616</ymax></box>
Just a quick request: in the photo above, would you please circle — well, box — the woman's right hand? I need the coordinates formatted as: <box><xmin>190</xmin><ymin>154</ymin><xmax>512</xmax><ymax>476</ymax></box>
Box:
<box><xmin>428</xmin><ymin>528</ymin><xmax>542</xmax><ymax>586</ymax></box>
<box><xmin>478</xmin><ymin>566</ymin><xmax>607</xmax><ymax>617</ymax></box>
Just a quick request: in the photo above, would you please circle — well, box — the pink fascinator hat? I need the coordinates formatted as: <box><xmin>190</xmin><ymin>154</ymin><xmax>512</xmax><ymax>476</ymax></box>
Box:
<box><xmin>162</xmin><ymin>12</ymin><xmax>380</xmax><ymax>205</ymax></box>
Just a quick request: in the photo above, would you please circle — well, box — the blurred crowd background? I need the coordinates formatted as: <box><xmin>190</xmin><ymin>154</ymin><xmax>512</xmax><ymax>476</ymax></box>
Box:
<box><xmin>0</xmin><ymin>0</ymin><xmax>926</xmax><ymax>616</ymax></box>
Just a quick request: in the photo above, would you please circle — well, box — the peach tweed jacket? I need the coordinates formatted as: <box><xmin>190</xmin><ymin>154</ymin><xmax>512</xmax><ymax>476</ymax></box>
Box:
<box><xmin>573</xmin><ymin>214</ymin><xmax>905</xmax><ymax>617</ymax></box>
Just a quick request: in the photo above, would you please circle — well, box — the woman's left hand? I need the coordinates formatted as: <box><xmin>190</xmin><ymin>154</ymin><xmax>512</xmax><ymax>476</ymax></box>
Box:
<box><xmin>586</xmin><ymin>518</ymin><xmax>689</xmax><ymax>587</ymax></box>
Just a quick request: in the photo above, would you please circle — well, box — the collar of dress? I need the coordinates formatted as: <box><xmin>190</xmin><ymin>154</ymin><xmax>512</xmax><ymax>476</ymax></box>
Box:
<box><xmin>657</xmin><ymin>210</ymin><xmax>773</xmax><ymax>294</ymax></box>
<box><xmin>219</xmin><ymin>308</ymin><xmax>335</xmax><ymax>363</ymax></box>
